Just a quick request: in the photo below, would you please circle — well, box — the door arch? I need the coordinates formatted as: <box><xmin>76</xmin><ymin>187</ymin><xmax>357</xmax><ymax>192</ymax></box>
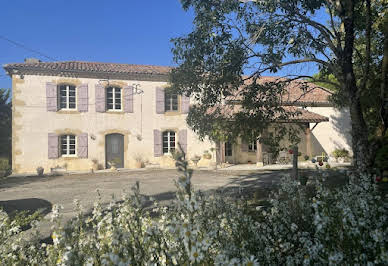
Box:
<box><xmin>105</xmin><ymin>133</ymin><xmax>124</xmax><ymax>168</ymax></box>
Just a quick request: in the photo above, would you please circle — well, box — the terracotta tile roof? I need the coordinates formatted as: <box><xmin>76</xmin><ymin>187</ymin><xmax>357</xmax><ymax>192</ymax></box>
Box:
<box><xmin>4</xmin><ymin>61</ymin><xmax>331</xmax><ymax>104</ymax></box>
<box><xmin>3</xmin><ymin>61</ymin><xmax>172</xmax><ymax>76</ymax></box>
<box><xmin>207</xmin><ymin>104</ymin><xmax>329</xmax><ymax>123</ymax></box>
<box><xmin>228</xmin><ymin>76</ymin><xmax>332</xmax><ymax>104</ymax></box>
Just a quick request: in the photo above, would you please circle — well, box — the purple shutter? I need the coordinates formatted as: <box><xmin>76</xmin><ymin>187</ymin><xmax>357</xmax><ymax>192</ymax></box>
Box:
<box><xmin>95</xmin><ymin>84</ymin><xmax>106</xmax><ymax>112</ymax></box>
<box><xmin>77</xmin><ymin>133</ymin><xmax>88</xmax><ymax>158</ymax></box>
<box><xmin>77</xmin><ymin>84</ymin><xmax>88</xmax><ymax>112</ymax></box>
<box><xmin>155</xmin><ymin>87</ymin><xmax>165</xmax><ymax>114</ymax></box>
<box><xmin>46</xmin><ymin>82</ymin><xmax>58</xmax><ymax>112</ymax></box>
<box><xmin>241</xmin><ymin>141</ymin><xmax>249</xmax><ymax>152</ymax></box>
<box><xmin>48</xmin><ymin>133</ymin><xmax>59</xmax><ymax>159</ymax></box>
<box><xmin>181</xmin><ymin>95</ymin><xmax>190</xmax><ymax>114</ymax></box>
<box><xmin>178</xmin><ymin>129</ymin><xmax>187</xmax><ymax>154</ymax></box>
<box><xmin>124</xmin><ymin>86</ymin><xmax>134</xmax><ymax>113</ymax></box>
<box><xmin>153</xmin><ymin>130</ymin><xmax>162</xmax><ymax>157</ymax></box>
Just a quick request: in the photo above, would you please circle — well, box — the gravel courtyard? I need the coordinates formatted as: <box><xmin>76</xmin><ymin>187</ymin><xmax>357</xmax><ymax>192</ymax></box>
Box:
<box><xmin>0</xmin><ymin>168</ymin><xmax>288</xmax><ymax>238</ymax></box>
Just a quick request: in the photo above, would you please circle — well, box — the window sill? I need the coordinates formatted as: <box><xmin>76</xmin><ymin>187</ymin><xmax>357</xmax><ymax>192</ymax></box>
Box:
<box><xmin>106</xmin><ymin>110</ymin><xmax>124</xmax><ymax>114</ymax></box>
<box><xmin>164</xmin><ymin>111</ymin><xmax>181</xmax><ymax>116</ymax></box>
<box><xmin>57</xmin><ymin>109</ymin><xmax>80</xmax><ymax>114</ymax></box>
<box><xmin>61</xmin><ymin>155</ymin><xmax>78</xmax><ymax>160</ymax></box>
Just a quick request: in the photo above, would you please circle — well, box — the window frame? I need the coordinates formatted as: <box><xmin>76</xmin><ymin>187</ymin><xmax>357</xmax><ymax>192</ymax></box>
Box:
<box><xmin>162</xmin><ymin>131</ymin><xmax>176</xmax><ymax>154</ymax></box>
<box><xmin>58</xmin><ymin>84</ymin><xmax>77</xmax><ymax>110</ymax></box>
<box><xmin>60</xmin><ymin>135</ymin><xmax>77</xmax><ymax>157</ymax></box>
<box><xmin>248</xmin><ymin>140</ymin><xmax>257</xmax><ymax>152</ymax></box>
<box><xmin>225</xmin><ymin>141</ymin><xmax>233</xmax><ymax>157</ymax></box>
<box><xmin>164</xmin><ymin>92</ymin><xmax>179</xmax><ymax>112</ymax></box>
<box><xmin>106</xmin><ymin>86</ymin><xmax>123</xmax><ymax>111</ymax></box>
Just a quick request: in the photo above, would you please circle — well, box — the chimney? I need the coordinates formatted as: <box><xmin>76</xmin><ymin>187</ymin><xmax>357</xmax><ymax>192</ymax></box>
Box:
<box><xmin>24</xmin><ymin>58</ymin><xmax>41</xmax><ymax>64</ymax></box>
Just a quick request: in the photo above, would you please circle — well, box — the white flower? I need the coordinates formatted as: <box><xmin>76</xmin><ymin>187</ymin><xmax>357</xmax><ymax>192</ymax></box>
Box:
<box><xmin>243</xmin><ymin>255</ymin><xmax>259</xmax><ymax>266</ymax></box>
<box><xmin>189</xmin><ymin>246</ymin><xmax>203</xmax><ymax>263</ymax></box>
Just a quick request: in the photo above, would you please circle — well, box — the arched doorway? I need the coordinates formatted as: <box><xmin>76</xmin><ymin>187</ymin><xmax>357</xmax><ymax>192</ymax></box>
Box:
<box><xmin>105</xmin><ymin>133</ymin><xmax>124</xmax><ymax>168</ymax></box>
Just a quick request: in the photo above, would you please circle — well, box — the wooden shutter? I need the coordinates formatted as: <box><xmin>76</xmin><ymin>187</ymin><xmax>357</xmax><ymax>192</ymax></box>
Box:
<box><xmin>181</xmin><ymin>95</ymin><xmax>190</xmax><ymax>114</ymax></box>
<box><xmin>95</xmin><ymin>84</ymin><xmax>106</xmax><ymax>112</ymax></box>
<box><xmin>124</xmin><ymin>86</ymin><xmax>134</xmax><ymax>113</ymax></box>
<box><xmin>77</xmin><ymin>84</ymin><xmax>88</xmax><ymax>112</ymax></box>
<box><xmin>77</xmin><ymin>133</ymin><xmax>88</xmax><ymax>158</ymax></box>
<box><xmin>241</xmin><ymin>141</ymin><xmax>249</xmax><ymax>152</ymax></box>
<box><xmin>155</xmin><ymin>87</ymin><xmax>165</xmax><ymax>114</ymax></box>
<box><xmin>153</xmin><ymin>129</ymin><xmax>162</xmax><ymax>157</ymax></box>
<box><xmin>46</xmin><ymin>82</ymin><xmax>58</xmax><ymax>112</ymax></box>
<box><xmin>178</xmin><ymin>129</ymin><xmax>187</xmax><ymax>154</ymax></box>
<box><xmin>48</xmin><ymin>133</ymin><xmax>59</xmax><ymax>159</ymax></box>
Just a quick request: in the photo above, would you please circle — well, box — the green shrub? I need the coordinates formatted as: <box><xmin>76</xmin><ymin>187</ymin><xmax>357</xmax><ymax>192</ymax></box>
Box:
<box><xmin>0</xmin><ymin>155</ymin><xmax>387</xmax><ymax>265</ymax></box>
<box><xmin>375</xmin><ymin>145</ymin><xmax>388</xmax><ymax>170</ymax></box>
<box><xmin>332</xmin><ymin>148</ymin><xmax>349</xmax><ymax>159</ymax></box>
<box><xmin>0</xmin><ymin>158</ymin><xmax>9</xmax><ymax>170</ymax></box>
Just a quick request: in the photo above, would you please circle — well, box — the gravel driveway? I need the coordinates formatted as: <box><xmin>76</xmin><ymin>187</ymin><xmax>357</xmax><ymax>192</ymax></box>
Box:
<box><xmin>0</xmin><ymin>168</ymin><xmax>288</xmax><ymax>238</ymax></box>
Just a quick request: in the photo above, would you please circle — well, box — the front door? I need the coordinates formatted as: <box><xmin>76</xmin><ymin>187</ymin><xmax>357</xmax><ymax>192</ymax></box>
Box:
<box><xmin>106</xmin><ymin>133</ymin><xmax>124</xmax><ymax>168</ymax></box>
<box><xmin>225</xmin><ymin>141</ymin><xmax>233</xmax><ymax>163</ymax></box>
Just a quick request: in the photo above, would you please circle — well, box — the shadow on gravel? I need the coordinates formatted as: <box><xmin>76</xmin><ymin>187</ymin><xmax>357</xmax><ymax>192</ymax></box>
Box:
<box><xmin>0</xmin><ymin>198</ymin><xmax>52</xmax><ymax>217</ymax></box>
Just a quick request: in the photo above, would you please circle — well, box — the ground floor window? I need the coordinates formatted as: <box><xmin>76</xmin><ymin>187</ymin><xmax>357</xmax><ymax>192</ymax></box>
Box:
<box><xmin>61</xmin><ymin>135</ymin><xmax>76</xmax><ymax>156</ymax></box>
<box><xmin>225</xmin><ymin>141</ymin><xmax>233</xmax><ymax>156</ymax></box>
<box><xmin>248</xmin><ymin>140</ymin><xmax>257</xmax><ymax>152</ymax></box>
<box><xmin>163</xmin><ymin>131</ymin><xmax>176</xmax><ymax>154</ymax></box>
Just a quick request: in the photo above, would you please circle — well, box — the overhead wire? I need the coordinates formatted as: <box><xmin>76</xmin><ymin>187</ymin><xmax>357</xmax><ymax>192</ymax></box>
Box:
<box><xmin>0</xmin><ymin>35</ymin><xmax>58</xmax><ymax>61</ymax></box>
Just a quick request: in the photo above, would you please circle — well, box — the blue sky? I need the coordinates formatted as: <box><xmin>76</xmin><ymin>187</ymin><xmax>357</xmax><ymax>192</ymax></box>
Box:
<box><xmin>0</xmin><ymin>1</ymin><xmax>195</xmax><ymax>89</ymax></box>
<box><xmin>0</xmin><ymin>0</ymin><xmax>320</xmax><ymax>90</ymax></box>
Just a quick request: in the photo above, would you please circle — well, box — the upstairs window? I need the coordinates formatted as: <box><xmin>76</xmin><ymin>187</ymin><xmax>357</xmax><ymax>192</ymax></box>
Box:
<box><xmin>163</xmin><ymin>131</ymin><xmax>176</xmax><ymax>154</ymax></box>
<box><xmin>106</xmin><ymin>87</ymin><xmax>122</xmax><ymax>110</ymax></box>
<box><xmin>248</xmin><ymin>140</ymin><xmax>257</xmax><ymax>152</ymax></box>
<box><xmin>60</xmin><ymin>135</ymin><xmax>76</xmax><ymax>156</ymax></box>
<box><xmin>165</xmin><ymin>93</ymin><xmax>178</xmax><ymax>111</ymax></box>
<box><xmin>59</xmin><ymin>84</ymin><xmax>76</xmax><ymax>109</ymax></box>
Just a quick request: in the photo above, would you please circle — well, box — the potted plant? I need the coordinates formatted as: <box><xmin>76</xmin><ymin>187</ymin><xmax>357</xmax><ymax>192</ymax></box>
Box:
<box><xmin>203</xmin><ymin>150</ymin><xmax>212</xmax><ymax>160</ymax></box>
<box><xmin>332</xmin><ymin>148</ymin><xmax>349</xmax><ymax>163</ymax></box>
<box><xmin>191</xmin><ymin>155</ymin><xmax>201</xmax><ymax>167</ymax></box>
<box><xmin>304</xmin><ymin>155</ymin><xmax>309</xmax><ymax>161</ymax></box>
<box><xmin>36</xmin><ymin>166</ymin><xmax>44</xmax><ymax>176</ymax></box>
<box><xmin>133</xmin><ymin>154</ymin><xmax>145</xmax><ymax>168</ymax></box>
<box><xmin>91</xmin><ymin>159</ymin><xmax>99</xmax><ymax>171</ymax></box>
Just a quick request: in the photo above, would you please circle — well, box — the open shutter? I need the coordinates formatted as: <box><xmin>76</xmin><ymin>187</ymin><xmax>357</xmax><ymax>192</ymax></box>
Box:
<box><xmin>95</xmin><ymin>84</ymin><xmax>106</xmax><ymax>112</ymax></box>
<box><xmin>153</xmin><ymin>130</ymin><xmax>162</xmax><ymax>157</ymax></box>
<box><xmin>181</xmin><ymin>95</ymin><xmax>190</xmax><ymax>114</ymax></box>
<box><xmin>241</xmin><ymin>141</ymin><xmax>249</xmax><ymax>152</ymax></box>
<box><xmin>77</xmin><ymin>84</ymin><xmax>88</xmax><ymax>112</ymax></box>
<box><xmin>124</xmin><ymin>86</ymin><xmax>134</xmax><ymax>113</ymax></box>
<box><xmin>155</xmin><ymin>87</ymin><xmax>165</xmax><ymax>114</ymax></box>
<box><xmin>46</xmin><ymin>82</ymin><xmax>58</xmax><ymax>112</ymax></box>
<box><xmin>178</xmin><ymin>129</ymin><xmax>187</xmax><ymax>154</ymax></box>
<box><xmin>48</xmin><ymin>133</ymin><xmax>59</xmax><ymax>159</ymax></box>
<box><xmin>77</xmin><ymin>133</ymin><xmax>88</xmax><ymax>158</ymax></box>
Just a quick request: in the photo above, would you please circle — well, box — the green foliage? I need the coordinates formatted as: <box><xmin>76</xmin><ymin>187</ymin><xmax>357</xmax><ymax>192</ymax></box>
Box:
<box><xmin>0</xmin><ymin>157</ymin><xmax>387</xmax><ymax>264</ymax></box>
<box><xmin>375</xmin><ymin>145</ymin><xmax>388</xmax><ymax>170</ymax></box>
<box><xmin>0</xmin><ymin>88</ymin><xmax>11</xmax><ymax>158</ymax></box>
<box><xmin>332</xmin><ymin>148</ymin><xmax>350</xmax><ymax>159</ymax></box>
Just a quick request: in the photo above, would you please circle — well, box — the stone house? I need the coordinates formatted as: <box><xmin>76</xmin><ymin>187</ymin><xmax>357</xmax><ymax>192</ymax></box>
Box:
<box><xmin>3</xmin><ymin>59</ymin><xmax>352</xmax><ymax>174</ymax></box>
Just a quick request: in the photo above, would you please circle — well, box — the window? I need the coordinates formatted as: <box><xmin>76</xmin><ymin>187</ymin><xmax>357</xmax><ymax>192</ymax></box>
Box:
<box><xmin>248</xmin><ymin>140</ymin><xmax>257</xmax><ymax>152</ymax></box>
<box><xmin>59</xmin><ymin>84</ymin><xmax>76</xmax><ymax>109</ymax></box>
<box><xmin>163</xmin><ymin>131</ymin><xmax>176</xmax><ymax>154</ymax></box>
<box><xmin>60</xmin><ymin>135</ymin><xmax>76</xmax><ymax>156</ymax></box>
<box><xmin>165</xmin><ymin>93</ymin><xmax>178</xmax><ymax>111</ymax></box>
<box><xmin>225</xmin><ymin>141</ymin><xmax>233</xmax><ymax>156</ymax></box>
<box><xmin>106</xmin><ymin>87</ymin><xmax>122</xmax><ymax>110</ymax></box>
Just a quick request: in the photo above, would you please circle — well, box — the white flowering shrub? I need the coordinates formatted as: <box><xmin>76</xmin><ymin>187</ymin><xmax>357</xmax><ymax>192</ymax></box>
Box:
<box><xmin>0</xmin><ymin>153</ymin><xmax>387</xmax><ymax>265</ymax></box>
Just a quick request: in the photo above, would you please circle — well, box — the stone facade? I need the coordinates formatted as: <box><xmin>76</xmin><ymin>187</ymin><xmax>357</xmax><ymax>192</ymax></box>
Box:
<box><xmin>10</xmin><ymin>74</ymin><xmax>215</xmax><ymax>174</ymax></box>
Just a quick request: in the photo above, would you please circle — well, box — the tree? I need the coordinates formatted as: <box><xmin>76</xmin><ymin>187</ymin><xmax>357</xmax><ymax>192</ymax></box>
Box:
<box><xmin>170</xmin><ymin>0</ymin><xmax>388</xmax><ymax>173</ymax></box>
<box><xmin>0</xmin><ymin>88</ymin><xmax>11</xmax><ymax>161</ymax></box>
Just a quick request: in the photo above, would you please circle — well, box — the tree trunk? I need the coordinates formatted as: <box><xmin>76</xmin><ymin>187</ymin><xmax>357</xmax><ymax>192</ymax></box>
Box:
<box><xmin>340</xmin><ymin>0</ymin><xmax>371</xmax><ymax>173</ymax></box>
<box><xmin>292</xmin><ymin>146</ymin><xmax>298</xmax><ymax>179</ymax></box>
